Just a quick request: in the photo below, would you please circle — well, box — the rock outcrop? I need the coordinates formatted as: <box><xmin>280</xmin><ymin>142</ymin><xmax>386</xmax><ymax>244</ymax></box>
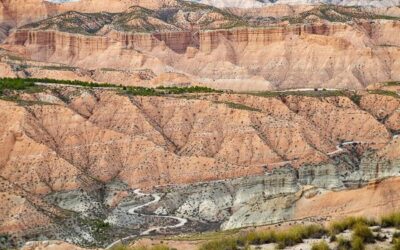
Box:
<box><xmin>5</xmin><ymin>19</ymin><xmax>400</xmax><ymax>89</ymax></box>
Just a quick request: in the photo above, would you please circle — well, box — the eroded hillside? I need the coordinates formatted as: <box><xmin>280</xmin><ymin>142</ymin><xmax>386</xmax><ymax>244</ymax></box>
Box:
<box><xmin>0</xmin><ymin>79</ymin><xmax>399</xmax><ymax>248</ymax></box>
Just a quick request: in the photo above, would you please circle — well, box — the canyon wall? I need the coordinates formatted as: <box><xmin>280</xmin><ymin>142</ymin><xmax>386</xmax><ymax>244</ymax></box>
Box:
<box><xmin>5</xmin><ymin>20</ymin><xmax>400</xmax><ymax>89</ymax></box>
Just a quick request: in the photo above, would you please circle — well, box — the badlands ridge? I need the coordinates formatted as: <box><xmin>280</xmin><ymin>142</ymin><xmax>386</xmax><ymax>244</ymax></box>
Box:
<box><xmin>0</xmin><ymin>80</ymin><xmax>399</xmax><ymax>248</ymax></box>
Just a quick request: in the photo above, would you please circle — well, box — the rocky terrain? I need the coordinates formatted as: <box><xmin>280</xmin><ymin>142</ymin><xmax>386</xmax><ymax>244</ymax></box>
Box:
<box><xmin>0</xmin><ymin>79</ymin><xmax>399</xmax><ymax>249</ymax></box>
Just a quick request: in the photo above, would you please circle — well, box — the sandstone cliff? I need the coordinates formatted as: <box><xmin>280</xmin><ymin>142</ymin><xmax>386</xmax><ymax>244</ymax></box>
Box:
<box><xmin>4</xmin><ymin>20</ymin><xmax>400</xmax><ymax>89</ymax></box>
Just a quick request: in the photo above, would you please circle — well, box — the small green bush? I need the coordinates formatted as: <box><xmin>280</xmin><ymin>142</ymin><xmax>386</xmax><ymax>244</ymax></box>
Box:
<box><xmin>275</xmin><ymin>225</ymin><xmax>326</xmax><ymax>249</ymax></box>
<box><xmin>381</xmin><ymin>212</ymin><xmax>400</xmax><ymax>228</ymax></box>
<box><xmin>329</xmin><ymin>217</ymin><xmax>375</xmax><ymax>235</ymax></box>
<box><xmin>351</xmin><ymin>236</ymin><xmax>365</xmax><ymax>250</ymax></box>
<box><xmin>111</xmin><ymin>244</ymin><xmax>171</xmax><ymax>250</ymax></box>
<box><xmin>237</xmin><ymin>230</ymin><xmax>276</xmax><ymax>245</ymax></box>
<box><xmin>350</xmin><ymin>94</ymin><xmax>362</xmax><ymax>106</ymax></box>
<box><xmin>198</xmin><ymin>237</ymin><xmax>239</xmax><ymax>250</ymax></box>
<box><xmin>393</xmin><ymin>231</ymin><xmax>400</xmax><ymax>240</ymax></box>
<box><xmin>311</xmin><ymin>241</ymin><xmax>330</xmax><ymax>250</ymax></box>
<box><xmin>393</xmin><ymin>238</ymin><xmax>400</xmax><ymax>250</ymax></box>
<box><xmin>336</xmin><ymin>237</ymin><xmax>351</xmax><ymax>250</ymax></box>
<box><xmin>352</xmin><ymin>223</ymin><xmax>375</xmax><ymax>243</ymax></box>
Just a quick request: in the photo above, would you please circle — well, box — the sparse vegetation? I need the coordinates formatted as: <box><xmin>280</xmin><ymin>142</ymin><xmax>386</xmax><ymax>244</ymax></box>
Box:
<box><xmin>0</xmin><ymin>78</ymin><xmax>221</xmax><ymax>98</ymax></box>
<box><xmin>329</xmin><ymin>217</ymin><xmax>376</xmax><ymax>235</ymax></box>
<box><xmin>110</xmin><ymin>244</ymin><xmax>171</xmax><ymax>250</ymax></box>
<box><xmin>350</xmin><ymin>94</ymin><xmax>362</xmax><ymax>106</ymax></box>
<box><xmin>393</xmin><ymin>238</ymin><xmax>400</xmax><ymax>250</ymax></box>
<box><xmin>381</xmin><ymin>212</ymin><xmax>400</xmax><ymax>228</ymax></box>
<box><xmin>336</xmin><ymin>237</ymin><xmax>352</xmax><ymax>250</ymax></box>
<box><xmin>196</xmin><ymin>214</ymin><xmax>400</xmax><ymax>250</ymax></box>
<box><xmin>352</xmin><ymin>223</ymin><xmax>375</xmax><ymax>243</ymax></box>
<box><xmin>198</xmin><ymin>237</ymin><xmax>240</xmax><ymax>250</ymax></box>
<box><xmin>386</xmin><ymin>81</ymin><xmax>400</xmax><ymax>86</ymax></box>
<box><xmin>199</xmin><ymin>225</ymin><xmax>326</xmax><ymax>250</ymax></box>
<box><xmin>311</xmin><ymin>241</ymin><xmax>330</xmax><ymax>250</ymax></box>
<box><xmin>0</xmin><ymin>78</ymin><xmax>36</xmax><ymax>94</ymax></box>
<box><xmin>368</xmin><ymin>90</ymin><xmax>399</xmax><ymax>98</ymax></box>
<box><xmin>221</xmin><ymin>101</ymin><xmax>261</xmax><ymax>112</ymax></box>
<box><xmin>351</xmin><ymin>236</ymin><xmax>365</xmax><ymax>250</ymax></box>
<box><xmin>252</xmin><ymin>89</ymin><xmax>347</xmax><ymax>98</ymax></box>
<box><xmin>281</xmin><ymin>5</ymin><xmax>400</xmax><ymax>24</ymax></box>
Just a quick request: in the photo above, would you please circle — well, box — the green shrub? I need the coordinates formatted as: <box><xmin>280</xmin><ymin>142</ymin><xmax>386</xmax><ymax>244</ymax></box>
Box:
<box><xmin>311</xmin><ymin>241</ymin><xmax>330</xmax><ymax>250</ymax></box>
<box><xmin>275</xmin><ymin>229</ymin><xmax>303</xmax><ymax>249</ymax></box>
<box><xmin>351</xmin><ymin>236</ymin><xmax>365</xmax><ymax>250</ymax></box>
<box><xmin>381</xmin><ymin>212</ymin><xmax>400</xmax><ymax>228</ymax></box>
<box><xmin>352</xmin><ymin>223</ymin><xmax>375</xmax><ymax>243</ymax></box>
<box><xmin>221</xmin><ymin>225</ymin><xmax>325</xmax><ymax>249</ymax></box>
<box><xmin>393</xmin><ymin>231</ymin><xmax>400</xmax><ymax>240</ymax></box>
<box><xmin>198</xmin><ymin>237</ymin><xmax>239</xmax><ymax>250</ymax></box>
<box><xmin>336</xmin><ymin>237</ymin><xmax>351</xmax><ymax>250</ymax></box>
<box><xmin>111</xmin><ymin>245</ymin><xmax>171</xmax><ymax>250</ymax></box>
<box><xmin>0</xmin><ymin>78</ymin><xmax>220</xmax><ymax>97</ymax></box>
<box><xmin>368</xmin><ymin>90</ymin><xmax>399</xmax><ymax>98</ymax></box>
<box><xmin>393</xmin><ymin>238</ymin><xmax>400</xmax><ymax>250</ymax></box>
<box><xmin>0</xmin><ymin>78</ymin><xmax>35</xmax><ymax>95</ymax></box>
<box><xmin>275</xmin><ymin>225</ymin><xmax>326</xmax><ymax>249</ymax></box>
<box><xmin>387</xmin><ymin>81</ymin><xmax>400</xmax><ymax>86</ymax></box>
<box><xmin>237</xmin><ymin>230</ymin><xmax>276</xmax><ymax>245</ymax></box>
<box><xmin>329</xmin><ymin>217</ymin><xmax>375</xmax><ymax>235</ymax></box>
<box><xmin>349</xmin><ymin>94</ymin><xmax>362</xmax><ymax>106</ymax></box>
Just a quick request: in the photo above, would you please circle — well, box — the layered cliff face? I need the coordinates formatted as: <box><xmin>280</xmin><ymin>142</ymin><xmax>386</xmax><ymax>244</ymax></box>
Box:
<box><xmin>4</xmin><ymin>12</ymin><xmax>400</xmax><ymax>89</ymax></box>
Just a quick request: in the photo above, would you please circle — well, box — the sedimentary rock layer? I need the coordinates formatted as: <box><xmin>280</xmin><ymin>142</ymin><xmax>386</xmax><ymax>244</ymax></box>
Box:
<box><xmin>5</xmin><ymin>19</ymin><xmax>400</xmax><ymax>89</ymax></box>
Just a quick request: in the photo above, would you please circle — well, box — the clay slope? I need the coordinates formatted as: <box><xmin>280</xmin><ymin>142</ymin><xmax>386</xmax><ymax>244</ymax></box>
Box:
<box><xmin>0</xmin><ymin>88</ymin><xmax>397</xmax><ymax>193</ymax></box>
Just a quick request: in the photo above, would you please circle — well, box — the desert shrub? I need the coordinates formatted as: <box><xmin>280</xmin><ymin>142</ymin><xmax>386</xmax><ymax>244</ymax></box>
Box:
<box><xmin>198</xmin><ymin>237</ymin><xmax>239</xmax><ymax>250</ymax></box>
<box><xmin>393</xmin><ymin>231</ymin><xmax>400</xmax><ymax>240</ymax></box>
<box><xmin>0</xmin><ymin>78</ymin><xmax>35</xmax><ymax>95</ymax></box>
<box><xmin>329</xmin><ymin>217</ymin><xmax>375</xmax><ymax>235</ymax></box>
<box><xmin>393</xmin><ymin>238</ymin><xmax>400</xmax><ymax>250</ymax></box>
<box><xmin>350</xmin><ymin>94</ymin><xmax>362</xmax><ymax>106</ymax></box>
<box><xmin>387</xmin><ymin>81</ymin><xmax>400</xmax><ymax>86</ymax></box>
<box><xmin>351</xmin><ymin>236</ymin><xmax>365</xmax><ymax>250</ymax></box>
<box><xmin>275</xmin><ymin>225</ymin><xmax>326</xmax><ymax>249</ymax></box>
<box><xmin>311</xmin><ymin>241</ymin><xmax>330</xmax><ymax>250</ymax></box>
<box><xmin>381</xmin><ymin>212</ymin><xmax>400</xmax><ymax>228</ymax></box>
<box><xmin>352</xmin><ymin>223</ymin><xmax>375</xmax><ymax>243</ymax></box>
<box><xmin>111</xmin><ymin>245</ymin><xmax>171</xmax><ymax>250</ymax></box>
<box><xmin>0</xmin><ymin>78</ymin><xmax>220</xmax><ymax>97</ymax></box>
<box><xmin>368</xmin><ymin>90</ymin><xmax>399</xmax><ymax>98</ymax></box>
<box><xmin>227</xmin><ymin>224</ymin><xmax>325</xmax><ymax>249</ymax></box>
<box><xmin>237</xmin><ymin>230</ymin><xmax>276</xmax><ymax>245</ymax></box>
<box><xmin>275</xmin><ymin>229</ymin><xmax>303</xmax><ymax>249</ymax></box>
<box><xmin>336</xmin><ymin>237</ymin><xmax>351</xmax><ymax>250</ymax></box>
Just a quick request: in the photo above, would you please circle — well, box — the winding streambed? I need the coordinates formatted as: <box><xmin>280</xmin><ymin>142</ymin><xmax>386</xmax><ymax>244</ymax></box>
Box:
<box><xmin>106</xmin><ymin>189</ymin><xmax>187</xmax><ymax>249</ymax></box>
